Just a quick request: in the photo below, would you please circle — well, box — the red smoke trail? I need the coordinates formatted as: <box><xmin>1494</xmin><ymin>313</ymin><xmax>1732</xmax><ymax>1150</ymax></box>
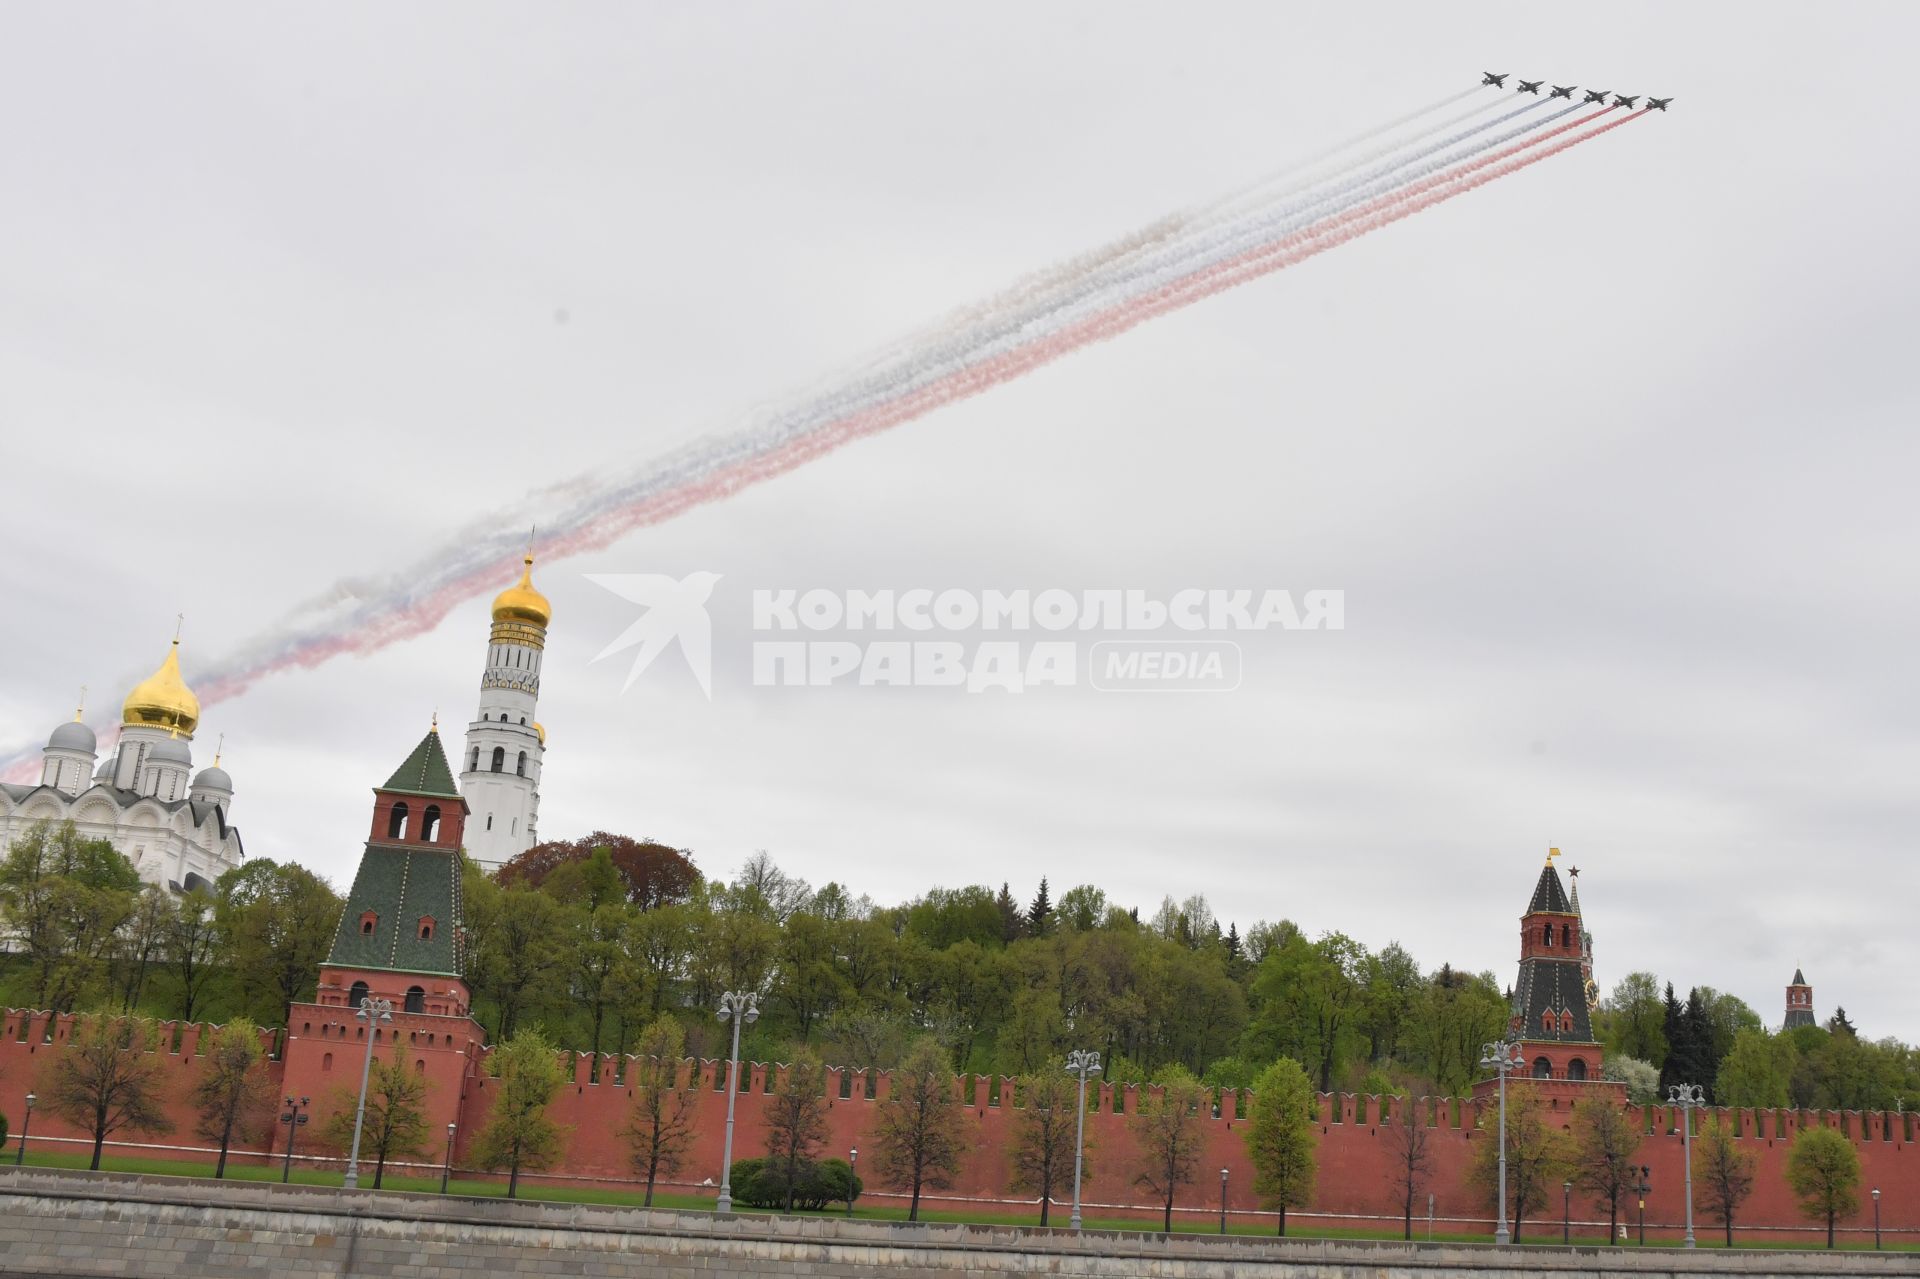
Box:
<box><xmin>10</xmin><ymin>109</ymin><xmax>1646</xmax><ymax>777</ymax></box>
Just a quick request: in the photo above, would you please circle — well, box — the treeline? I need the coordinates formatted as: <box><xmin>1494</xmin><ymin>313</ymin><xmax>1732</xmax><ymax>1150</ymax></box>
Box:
<box><xmin>1594</xmin><ymin>973</ymin><xmax>1918</xmax><ymax>1111</ymax></box>
<box><xmin>4</xmin><ymin>819</ymin><xmax>1916</xmax><ymax>1111</ymax></box>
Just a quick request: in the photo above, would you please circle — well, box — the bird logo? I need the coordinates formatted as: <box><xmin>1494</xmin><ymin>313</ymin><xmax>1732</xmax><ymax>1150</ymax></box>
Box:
<box><xmin>586</xmin><ymin>571</ymin><xmax>722</xmax><ymax>698</ymax></box>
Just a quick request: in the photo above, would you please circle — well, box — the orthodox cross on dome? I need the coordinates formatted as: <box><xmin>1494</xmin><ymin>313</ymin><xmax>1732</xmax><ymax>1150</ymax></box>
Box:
<box><xmin>174</xmin><ymin>613</ymin><xmax>184</xmax><ymax>642</ymax></box>
<box><xmin>74</xmin><ymin>685</ymin><xmax>87</xmax><ymax>721</ymax></box>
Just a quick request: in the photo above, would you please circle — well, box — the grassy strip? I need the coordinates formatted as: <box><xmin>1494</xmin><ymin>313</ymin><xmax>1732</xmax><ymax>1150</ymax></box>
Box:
<box><xmin>11</xmin><ymin>1151</ymin><xmax>1914</xmax><ymax>1251</ymax></box>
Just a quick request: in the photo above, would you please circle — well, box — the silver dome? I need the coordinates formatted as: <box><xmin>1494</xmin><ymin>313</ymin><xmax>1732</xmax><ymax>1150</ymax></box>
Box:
<box><xmin>149</xmin><ymin>737</ymin><xmax>192</xmax><ymax>766</ymax></box>
<box><xmin>47</xmin><ymin>720</ymin><xmax>97</xmax><ymax>754</ymax></box>
<box><xmin>192</xmin><ymin>765</ymin><xmax>233</xmax><ymax>793</ymax></box>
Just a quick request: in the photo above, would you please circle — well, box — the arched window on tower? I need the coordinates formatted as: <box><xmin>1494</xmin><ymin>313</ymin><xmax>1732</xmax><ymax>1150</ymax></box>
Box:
<box><xmin>387</xmin><ymin>802</ymin><xmax>409</xmax><ymax>840</ymax></box>
<box><xmin>1532</xmin><ymin>1056</ymin><xmax>1551</xmax><ymax>1078</ymax></box>
<box><xmin>349</xmin><ymin>980</ymin><xmax>370</xmax><ymax>1006</ymax></box>
<box><xmin>516</xmin><ymin>751</ymin><xmax>527</xmax><ymax>777</ymax></box>
<box><xmin>1543</xmin><ymin>922</ymin><xmax>1554</xmax><ymax>946</ymax></box>
<box><xmin>490</xmin><ymin>747</ymin><xmax>505</xmax><ymax>773</ymax></box>
<box><xmin>421</xmin><ymin>805</ymin><xmax>441</xmax><ymax>842</ymax></box>
<box><xmin>1567</xmin><ymin>1057</ymin><xmax>1588</xmax><ymax>1081</ymax></box>
<box><xmin>1542</xmin><ymin>1010</ymin><xmax>1555</xmax><ymax>1033</ymax></box>
<box><xmin>469</xmin><ymin>747</ymin><xmax>479</xmax><ymax>771</ymax></box>
<box><xmin>404</xmin><ymin>986</ymin><xmax>425</xmax><ymax>1014</ymax></box>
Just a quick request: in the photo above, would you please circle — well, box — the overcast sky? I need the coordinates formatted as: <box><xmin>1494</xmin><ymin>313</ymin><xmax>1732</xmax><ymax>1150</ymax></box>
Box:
<box><xmin>4</xmin><ymin>4</ymin><xmax>1916</xmax><ymax>1035</ymax></box>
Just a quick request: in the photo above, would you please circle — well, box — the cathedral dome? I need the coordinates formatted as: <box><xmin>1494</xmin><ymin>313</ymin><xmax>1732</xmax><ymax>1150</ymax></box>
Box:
<box><xmin>47</xmin><ymin>719</ymin><xmax>97</xmax><ymax>754</ymax></box>
<box><xmin>193</xmin><ymin>764</ymin><xmax>233</xmax><ymax>793</ymax></box>
<box><xmin>150</xmin><ymin>736</ymin><xmax>192</xmax><ymax>766</ymax></box>
<box><xmin>491</xmin><ymin>555</ymin><xmax>551</xmax><ymax>628</ymax></box>
<box><xmin>122</xmin><ymin>641</ymin><xmax>200</xmax><ymax>735</ymax></box>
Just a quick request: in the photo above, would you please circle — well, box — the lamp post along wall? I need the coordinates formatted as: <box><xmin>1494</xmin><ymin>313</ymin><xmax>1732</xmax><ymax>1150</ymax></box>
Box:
<box><xmin>1479</xmin><ymin>1039</ymin><xmax>1522</xmax><ymax>1245</ymax></box>
<box><xmin>279</xmin><ymin>1097</ymin><xmax>309</xmax><ymax>1184</ymax></box>
<box><xmin>1668</xmin><ymin>1083</ymin><xmax>1704</xmax><ymax>1248</ymax></box>
<box><xmin>1064</xmin><ymin>1049</ymin><xmax>1101</xmax><ymax>1232</ymax></box>
<box><xmin>440</xmin><ymin>1122</ymin><xmax>457</xmax><ymax>1195</ymax></box>
<box><xmin>341</xmin><ymin>996</ymin><xmax>394</xmax><ymax>1191</ymax></box>
<box><xmin>714</xmin><ymin>990</ymin><xmax>758</xmax><ymax>1214</ymax></box>
<box><xmin>13</xmin><ymin>1092</ymin><xmax>33</xmax><ymax>1166</ymax></box>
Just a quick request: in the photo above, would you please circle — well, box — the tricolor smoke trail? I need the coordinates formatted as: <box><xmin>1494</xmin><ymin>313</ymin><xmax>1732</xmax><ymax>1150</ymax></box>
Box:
<box><xmin>3</xmin><ymin>83</ymin><xmax>1659</xmax><ymax>776</ymax></box>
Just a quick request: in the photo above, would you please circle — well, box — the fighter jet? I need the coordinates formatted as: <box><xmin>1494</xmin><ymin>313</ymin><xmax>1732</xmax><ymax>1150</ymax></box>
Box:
<box><xmin>1482</xmin><ymin>72</ymin><xmax>1508</xmax><ymax>87</ymax></box>
<box><xmin>1516</xmin><ymin>79</ymin><xmax>1544</xmax><ymax>94</ymax></box>
<box><xmin>1549</xmin><ymin>84</ymin><xmax>1576</xmax><ymax>99</ymax></box>
<box><xmin>1582</xmin><ymin>89</ymin><xmax>1610</xmax><ymax>105</ymax></box>
<box><xmin>1644</xmin><ymin>96</ymin><xmax>1673</xmax><ymax>111</ymax></box>
<box><xmin>1613</xmin><ymin>94</ymin><xmax>1640</xmax><ymax>109</ymax></box>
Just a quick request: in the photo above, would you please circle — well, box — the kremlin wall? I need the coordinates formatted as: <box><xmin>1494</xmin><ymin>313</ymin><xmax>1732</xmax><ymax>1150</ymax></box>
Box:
<box><xmin>0</xmin><ymin>1005</ymin><xmax>1914</xmax><ymax>1245</ymax></box>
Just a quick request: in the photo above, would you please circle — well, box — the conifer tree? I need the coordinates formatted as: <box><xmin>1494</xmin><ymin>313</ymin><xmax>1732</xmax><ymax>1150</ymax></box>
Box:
<box><xmin>1026</xmin><ymin>878</ymin><xmax>1053</xmax><ymax>938</ymax></box>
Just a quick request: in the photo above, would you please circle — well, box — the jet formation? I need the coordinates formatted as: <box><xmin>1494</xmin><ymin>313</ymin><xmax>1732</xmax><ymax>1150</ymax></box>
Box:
<box><xmin>1482</xmin><ymin>73</ymin><xmax>1673</xmax><ymax>110</ymax></box>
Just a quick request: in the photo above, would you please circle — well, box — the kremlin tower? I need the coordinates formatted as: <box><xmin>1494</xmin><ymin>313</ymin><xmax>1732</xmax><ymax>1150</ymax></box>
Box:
<box><xmin>459</xmin><ymin>554</ymin><xmax>552</xmax><ymax>872</ymax></box>
<box><xmin>1474</xmin><ymin>850</ymin><xmax>1624</xmax><ymax>1105</ymax></box>
<box><xmin>1784</xmin><ymin>968</ymin><xmax>1816</xmax><ymax>1030</ymax></box>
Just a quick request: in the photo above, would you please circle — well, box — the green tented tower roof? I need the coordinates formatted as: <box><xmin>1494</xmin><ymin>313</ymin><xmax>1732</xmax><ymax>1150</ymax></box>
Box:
<box><xmin>381</xmin><ymin>726</ymin><xmax>460</xmax><ymax>799</ymax></box>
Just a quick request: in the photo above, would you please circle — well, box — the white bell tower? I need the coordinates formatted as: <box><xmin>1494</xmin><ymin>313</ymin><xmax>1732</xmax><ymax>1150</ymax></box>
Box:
<box><xmin>460</xmin><ymin>553</ymin><xmax>551</xmax><ymax>872</ymax></box>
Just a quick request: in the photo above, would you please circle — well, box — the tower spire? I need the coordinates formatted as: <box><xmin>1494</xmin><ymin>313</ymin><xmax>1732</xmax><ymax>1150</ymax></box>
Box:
<box><xmin>74</xmin><ymin>684</ymin><xmax>87</xmax><ymax>722</ymax></box>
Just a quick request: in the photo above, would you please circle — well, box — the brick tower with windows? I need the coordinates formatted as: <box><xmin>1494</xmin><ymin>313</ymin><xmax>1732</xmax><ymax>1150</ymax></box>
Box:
<box><xmin>1784</xmin><ymin>968</ymin><xmax>1816</xmax><ymax>1030</ymax></box>
<box><xmin>1473</xmin><ymin>850</ymin><xmax>1625</xmax><ymax>1107</ymax></box>
<box><xmin>276</xmin><ymin>724</ymin><xmax>488</xmax><ymax>1159</ymax></box>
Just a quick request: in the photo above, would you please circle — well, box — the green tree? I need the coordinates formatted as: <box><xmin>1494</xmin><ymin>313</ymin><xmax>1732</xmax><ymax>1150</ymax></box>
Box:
<box><xmin>762</xmin><ymin>1050</ymin><xmax>831</xmax><ymax>1213</ymax></box>
<box><xmin>39</xmin><ymin>1015</ymin><xmax>173</xmax><ymax>1170</ymax></box>
<box><xmin>163</xmin><ymin>887</ymin><xmax>221</xmax><ymax>1021</ymax></box>
<box><xmin>1026</xmin><ymin>879</ymin><xmax>1054</xmax><ymax>938</ymax></box>
<box><xmin>321</xmin><ymin>1051</ymin><xmax>434</xmax><ymax>1189</ymax></box>
<box><xmin>1243</xmin><ymin>1057</ymin><xmax>1317</xmax><ymax>1235</ymax></box>
<box><xmin>1604</xmin><ymin>972</ymin><xmax>1667</xmax><ymax>1066</ymax></box>
<box><xmin>1567</xmin><ymin>1096</ymin><xmax>1642</xmax><ymax>1242</ymax></box>
<box><xmin>1007</xmin><ymin>1067</ymin><xmax>1086</xmax><ymax>1227</ymax></box>
<box><xmin>1132</xmin><ymin>1066</ymin><xmax>1208</xmax><ymax>1234</ymax></box>
<box><xmin>621</xmin><ymin>1015</ymin><xmax>699</xmax><ymax>1206</ymax></box>
<box><xmin>0</xmin><ymin>821</ymin><xmax>141</xmax><ymax>1012</ymax></box>
<box><xmin>1603</xmin><ymin>1054</ymin><xmax>1661</xmax><ymax>1104</ymax></box>
<box><xmin>213</xmin><ymin>859</ymin><xmax>341</xmax><ymax>1024</ymax></box>
<box><xmin>871</xmin><ymin>1036</ymin><xmax>967</xmax><ymax>1222</ymax></box>
<box><xmin>471</xmin><ymin>1030</ymin><xmax>571</xmax><ymax>1197</ymax></box>
<box><xmin>111</xmin><ymin>884</ymin><xmax>175</xmax><ymax>1013</ymax></box>
<box><xmin>1715</xmin><ymin>1029</ymin><xmax>1795</xmax><ymax>1108</ymax></box>
<box><xmin>1785</xmin><ymin>1125</ymin><xmax>1860</xmax><ymax>1248</ymax></box>
<box><xmin>1694</xmin><ymin>1116</ymin><xmax>1757</xmax><ymax>1246</ymax></box>
<box><xmin>190</xmin><ymin>1018</ymin><xmax>275</xmax><ymax>1178</ymax></box>
<box><xmin>464</xmin><ymin>878</ymin><xmax>571</xmax><ymax>1037</ymax></box>
<box><xmin>1466</xmin><ymin>1084</ymin><xmax>1569</xmax><ymax>1243</ymax></box>
<box><xmin>1244</xmin><ymin>932</ymin><xmax>1366</xmax><ymax>1093</ymax></box>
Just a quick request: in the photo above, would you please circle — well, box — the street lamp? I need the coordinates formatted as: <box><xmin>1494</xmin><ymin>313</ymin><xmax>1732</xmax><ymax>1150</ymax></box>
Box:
<box><xmin>1873</xmin><ymin>1187</ymin><xmax>1881</xmax><ymax>1250</ymax></box>
<box><xmin>1478</xmin><ymin>1039</ymin><xmax>1523</xmax><ymax>1245</ymax></box>
<box><xmin>279</xmin><ymin>1097</ymin><xmax>310</xmax><ymax>1183</ymax></box>
<box><xmin>1667</xmin><ymin>1083</ymin><xmax>1704</xmax><ymax>1248</ymax></box>
<box><xmin>13</xmin><ymin>1092</ymin><xmax>33</xmax><ymax>1167</ymax></box>
<box><xmin>1219</xmin><ymin>1167</ymin><xmax>1230</xmax><ymax>1234</ymax></box>
<box><xmin>341</xmin><ymin>996</ymin><xmax>394</xmax><ymax>1190</ymax></box>
<box><xmin>1563</xmin><ymin>1179</ymin><xmax>1573</xmax><ymax>1244</ymax></box>
<box><xmin>1064</xmin><ymin>1050</ymin><xmax>1101</xmax><ymax>1231</ymax></box>
<box><xmin>847</xmin><ymin>1146</ymin><xmax>857</xmax><ymax>1217</ymax></box>
<box><xmin>713</xmin><ymin>990</ymin><xmax>758</xmax><ymax>1214</ymax></box>
<box><xmin>440</xmin><ymin>1122</ymin><xmax>457</xmax><ymax>1195</ymax></box>
<box><xmin>1632</xmin><ymin>1164</ymin><xmax>1651</xmax><ymax>1245</ymax></box>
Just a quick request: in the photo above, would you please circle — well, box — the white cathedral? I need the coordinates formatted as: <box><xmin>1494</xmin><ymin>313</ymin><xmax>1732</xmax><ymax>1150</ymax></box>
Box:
<box><xmin>0</xmin><ymin>640</ymin><xmax>244</xmax><ymax>892</ymax></box>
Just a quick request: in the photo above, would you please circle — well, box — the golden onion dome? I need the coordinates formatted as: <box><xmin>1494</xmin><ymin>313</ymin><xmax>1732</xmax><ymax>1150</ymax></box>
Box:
<box><xmin>121</xmin><ymin>640</ymin><xmax>200</xmax><ymax>735</ymax></box>
<box><xmin>491</xmin><ymin>555</ymin><xmax>552</xmax><ymax>628</ymax></box>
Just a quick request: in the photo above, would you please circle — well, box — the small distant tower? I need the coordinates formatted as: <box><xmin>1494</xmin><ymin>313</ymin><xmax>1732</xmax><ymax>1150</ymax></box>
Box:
<box><xmin>1784</xmin><ymin>968</ymin><xmax>1816</xmax><ymax>1030</ymax></box>
<box><xmin>459</xmin><ymin>553</ymin><xmax>552</xmax><ymax>872</ymax></box>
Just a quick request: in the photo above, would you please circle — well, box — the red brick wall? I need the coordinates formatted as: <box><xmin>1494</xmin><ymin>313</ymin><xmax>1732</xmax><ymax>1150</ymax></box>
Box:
<box><xmin>3</xmin><ymin>1010</ymin><xmax>1914</xmax><ymax>1245</ymax></box>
